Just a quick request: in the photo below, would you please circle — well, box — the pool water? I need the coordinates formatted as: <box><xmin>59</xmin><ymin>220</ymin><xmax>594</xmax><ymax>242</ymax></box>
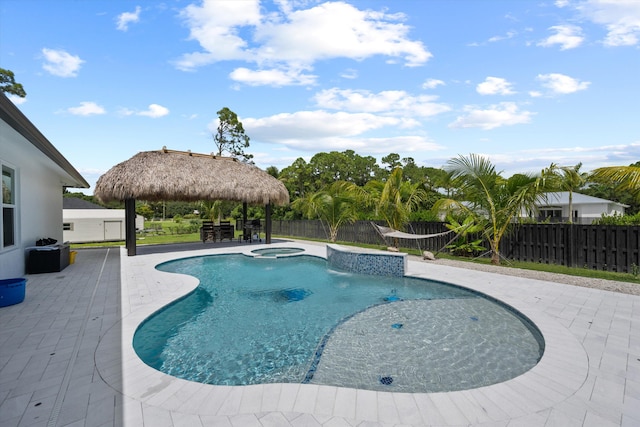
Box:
<box><xmin>133</xmin><ymin>254</ymin><xmax>544</xmax><ymax>392</ymax></box>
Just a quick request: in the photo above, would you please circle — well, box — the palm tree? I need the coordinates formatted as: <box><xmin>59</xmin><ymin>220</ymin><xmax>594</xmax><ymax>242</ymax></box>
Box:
<box><xmin>200</xmin><ymin>200</ymin><xmax>222</xmax><ymax>222</ymax></box>
<box><xmin>365</xmin><ymin>167</ymin><xmax>428</xmax><ymax>247</ymax></box>
<box><xmin>291</xmin><ymin>180</ymin><xmax>366</xmax><ymax>242</ymax></box>
<box><xmin>436</xmin><ymin>154</ymin><xmax>548</xmax><ymax>265</ymax></box>
<box><xmin>591</xmin><ymin>164</ymin><xmax>640</xmax><ymax>202</ymax></box>
<box><xmin>542</xmin><ymin>162</ymin><xmax>588</xmax><ymax>223</ymax></box>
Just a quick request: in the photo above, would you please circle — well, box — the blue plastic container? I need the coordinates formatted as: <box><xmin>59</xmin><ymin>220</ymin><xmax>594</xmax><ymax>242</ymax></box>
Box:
<box><xmin>0</xmin><ymin>278</ymin><xmax>26</xmax><ymax>307</ymax></box>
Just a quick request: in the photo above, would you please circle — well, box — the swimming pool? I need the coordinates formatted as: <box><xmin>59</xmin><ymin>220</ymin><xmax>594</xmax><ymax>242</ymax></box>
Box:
<box><xmin>133</xmin><ymin>253</ymin><xmax>544</xmax><ymax>393</ymax></box>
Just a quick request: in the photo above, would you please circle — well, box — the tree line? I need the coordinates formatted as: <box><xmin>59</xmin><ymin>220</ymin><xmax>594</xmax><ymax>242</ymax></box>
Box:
<box><xmin>63</xmin><ymin>149</ymin><xmax>639</xmax><ymax>266</ymax></box>
<box><xmin>7</xmin><ymin>70</ymin><xmax>634</xmax><ymax>264</ymax></box>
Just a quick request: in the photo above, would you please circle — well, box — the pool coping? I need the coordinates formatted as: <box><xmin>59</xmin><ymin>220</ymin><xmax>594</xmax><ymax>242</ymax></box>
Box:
<box><xmin>95</xmin><ymin>242</ymin><xmax>590</xmax><ymax>425</ymax></box>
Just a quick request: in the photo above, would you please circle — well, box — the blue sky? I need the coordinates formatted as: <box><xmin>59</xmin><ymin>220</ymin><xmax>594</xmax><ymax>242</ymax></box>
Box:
<box><xmin>1</xmin><ymin>0</ymin><xmax>639</xmax><ymax>194</ymax></box>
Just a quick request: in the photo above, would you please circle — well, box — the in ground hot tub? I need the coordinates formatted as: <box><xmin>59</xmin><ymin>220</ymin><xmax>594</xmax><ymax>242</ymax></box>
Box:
<box><xmin>326</xmin><ymin>244</ymin><xmax>407</xmax><ymax>277</ymax></box>
<box><xmin>251</xmin><ymin>247</ymin><xmax>305</xmax><ymax>257</ymax></box>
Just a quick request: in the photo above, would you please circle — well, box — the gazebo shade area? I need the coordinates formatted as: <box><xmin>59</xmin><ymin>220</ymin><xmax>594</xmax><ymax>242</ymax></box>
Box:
<box><xmin>94</xmin><ymin>148</ymin><xmax>289</xmax><ymax>205</ymax></box>
<box><xmin>94</xmin><ymin>148</ymin><xmax>290</xmax><ymax>255</ymax></box>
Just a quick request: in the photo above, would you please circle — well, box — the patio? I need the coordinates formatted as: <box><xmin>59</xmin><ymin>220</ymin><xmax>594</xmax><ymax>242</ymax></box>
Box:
<box><xmin>1</xmin><ymin>240</ymin><xmax>638</xmax><ymax>426</ymax></box>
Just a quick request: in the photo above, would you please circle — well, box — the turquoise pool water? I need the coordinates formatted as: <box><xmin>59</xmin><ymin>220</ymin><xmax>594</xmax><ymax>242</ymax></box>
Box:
<box><xmin>133</xmin><ymin>254</ymin><xmax>544</xmax><ymax>392</ymax></box>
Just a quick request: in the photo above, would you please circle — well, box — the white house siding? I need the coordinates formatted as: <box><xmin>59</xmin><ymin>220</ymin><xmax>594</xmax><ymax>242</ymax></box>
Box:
<box><xmin>534</xmin><ymin>192</ymin><xmax>628</xmax><ymax>224</ymax></box>
<box><xmin>1</xmin><ymin>121</ymin><xmax>68</xmax><ymax>277</ymax></box>
<box><xmin>1</xmin><ymin>94</ymin><xmax>88</xmax><ymax>280</ymax></box>
<box><xmin>577</xmin><ymin>202</ymin><xmax>625</xmax><ymax>223</ymax></box>
<box><xmin>63</xmin><ymin>210</ymin><xmax>144</xmax><ymax>243</ymax></box>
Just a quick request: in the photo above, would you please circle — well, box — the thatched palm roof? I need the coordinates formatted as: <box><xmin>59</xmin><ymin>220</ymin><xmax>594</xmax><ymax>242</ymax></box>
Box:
<box><xmin>94</xmin><ymin>148</ymin><xmax>289</xmax><ymax>206</ymax></box>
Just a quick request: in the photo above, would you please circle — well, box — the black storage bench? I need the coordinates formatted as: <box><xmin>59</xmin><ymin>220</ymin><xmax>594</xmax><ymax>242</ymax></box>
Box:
<box><xmin>27</xmin><ymin>244</ymin><xmax>70</xmax><ymax>274</ymax></box>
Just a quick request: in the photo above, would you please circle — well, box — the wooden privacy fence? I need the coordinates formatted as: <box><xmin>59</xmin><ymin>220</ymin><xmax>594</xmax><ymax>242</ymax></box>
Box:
<box><xmin>271</xmin><ymin>220</ymin><xmax>640</xmax><ymax>273</ymax></box>
<box><xmin>271</xmin><ymin>220</ymin><xmax>455</xmax><ymax>252</ymax></box>
<box><xmin>503</xmin><ymin>224</ymin><xmax>640</xmax><ymax>273</ymax></box>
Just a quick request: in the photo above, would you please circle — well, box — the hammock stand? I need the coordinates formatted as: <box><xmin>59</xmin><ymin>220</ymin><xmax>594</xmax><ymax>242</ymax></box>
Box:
<box><xmin>370</xmin><ymin>222</ymin><xmax>459</xmax><ymax>256</ymax></box>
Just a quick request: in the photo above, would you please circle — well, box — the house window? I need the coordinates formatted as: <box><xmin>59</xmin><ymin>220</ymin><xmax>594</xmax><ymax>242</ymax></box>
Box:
<box><xmin>539</xmin><ymin>208</ymin><xmax>562</xmax><ymax>222</ymax></box>
<box><xmin>63</xmin><ymin>222</ymin><xmax>73</xmax><ymax>231</ymax></box>
<box><xmin>2</xmin><ymin>165</ymin><xmax>16</xmax><ymax>249</ymax></box>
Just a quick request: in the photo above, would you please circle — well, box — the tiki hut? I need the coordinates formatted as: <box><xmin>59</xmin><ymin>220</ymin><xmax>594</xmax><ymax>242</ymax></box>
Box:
<box><xmin>94</xmin><ymin>148</ymin><xmax>290</xmax><ymax>255</ymax></box>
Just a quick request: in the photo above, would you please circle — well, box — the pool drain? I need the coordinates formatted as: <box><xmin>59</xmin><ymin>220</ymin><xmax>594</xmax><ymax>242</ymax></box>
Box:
<box><xmin>380</xmin><ymin>376</ymin><xmax>393</xmax><ymax>385</ymax></box>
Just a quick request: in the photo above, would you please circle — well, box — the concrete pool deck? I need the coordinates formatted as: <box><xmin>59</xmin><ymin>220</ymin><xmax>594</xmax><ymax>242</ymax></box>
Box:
<box><xmin>1</xmin><ymin>240</ymin><xmax>638</xmax><ymax>426</ymax></box>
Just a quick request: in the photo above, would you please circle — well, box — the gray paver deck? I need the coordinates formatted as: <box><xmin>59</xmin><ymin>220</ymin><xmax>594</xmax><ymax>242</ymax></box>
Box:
<box><xmin>1</xmin><ymin>240</ymin><xmax>639</xmax><ymax>426</ymax></box>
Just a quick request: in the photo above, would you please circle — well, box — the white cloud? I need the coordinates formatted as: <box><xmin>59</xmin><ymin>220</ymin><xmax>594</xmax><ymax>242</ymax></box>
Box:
<box><xmin>538</xmin><ymin>24</ymin><xmax>584</xmax><ymax>50</ymax></box>
<box><xmin>449</xmin><ymin>102</ymin><xmax>534</xmax><ymax>130</ymax></box>
<box><xmin>488</xmin><ymin>141</ymin><xmax>640</xmax><ymax>175</ymax></box>
<box><xmin>254</xmin><ymin>2</ymin><xmax>430</xmax><ymax>66</ymax></box>
<box><xmin>469</xmin><ymin>30</ymin><xmax>517</xmax><ymax>46</ymax></box>
<box><xmin>422</xmin><ymin>78</ymin><xmax>445</xmax><ymax>89</ymax></box>
<box><xmin>41</xmin><ymin>48</ymin><xmax>84</xmax><ymax>77</ymax></box>
<box><xmin>241</xmin><ymin>110</ymin><xmax>402</xmax><ymax>140</ymax></box>
<box><xmin>67</xmin><ymin>102</ymin><xmax>106</xmax><ymax>116</ymax></box>
<box><xmin>229</xmin><ymin>67</ymin><xmax>317</xmax><ymax>86</ymax></box>
<box><xmin>313</xmin><ymin>88</ymin><xmax>450</xmax><ymax>118</ymax></box>
<box><xmin>476</xmin><ymin>77</ymin><xmax>516</xmax><ymax>95</ymax></box>
<box><xmin>259</xmin><ymin>134</ymin><xmax>441</xmax><ymax>154</ymax></box>
<box><xmin>488</xmin><ymin>30</ymin><xmax>517</xmax><ymax>43</ymax></box>
<box><xmin>7</xmin><ymin>95</ymin><xmax>27</xmax><ymax>105</ymax></box>
<box><xmin>340</xmin><ymin>68</ymin><xmax>358</xmax><ymax>79</ymax></box>
<box><xmin>536</xmin><ymin>73</ymin><xmax>590</xmax><ymax>94</ymax></box>
<box><xmin>176</xmin><ymin>0</ymin><xmax>431</xmax><ymax>83</ymax></box>
<box><xmin>566</xmin><ymin>0</ymin><xmax>640</xmax><ymax>47</ymax></box>
<box><xmin>118</xmin><ymin>103</ymin><xmax>169</xmax><ymax>118</ymax></box>
<box><xmin>233</xmin><ymin>109</ymin><xmax>444</xmax><ymax>154</ymax></box>
<box><xmin>242</xmin><ymin>110</ymin><xmax>441</xmax><ymax>153</ymax></box>
<box><xmin>421</xmin><ymin>141</ymin><xmax>640</xmax><ymax>177</ymax></box>
<box><xmin>116</xmin><ymin>6</ymin><xmax>141</xmax><ymax>31</ymax></box>
<box><xmin>177</xmin><ymin>0</ymin><xmax>260</xmax><ymax>69</ymax></box>
<box><xmin>138</xmin><ymin>104</ymin><xmax>170</xmax><ymax>118</ymax></box>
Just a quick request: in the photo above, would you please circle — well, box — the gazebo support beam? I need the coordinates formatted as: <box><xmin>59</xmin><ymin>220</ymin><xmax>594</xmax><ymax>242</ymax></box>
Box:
<box><xmin>242</xmin><ymin>202</ymin><xmax>247</xmax><ymax>240</ymax></box>
<box><xmin>125</xmin><ymin>198</ymin><xmax>137</xmax><ymax>256</ymax></box>
<box><xmin>265</xmin><ymin>203</ymin><xmax>272</xmax><ymax>244</ymax></box>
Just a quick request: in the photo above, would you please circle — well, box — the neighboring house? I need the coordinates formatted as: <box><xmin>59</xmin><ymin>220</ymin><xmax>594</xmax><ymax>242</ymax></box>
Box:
<box><xmin>0</xmin><ymin>93</ymin><xmax>89</xmax><ymax>279</ymax></box>
<box><xmin>63</xmin><ymin>198</ymin><xmax>144</xmax><ymax>243</ymax></box>
<box><xmin>531</xmin><ymin>192</ymin><xmax>628</xmax><ymax>224</ymax></box>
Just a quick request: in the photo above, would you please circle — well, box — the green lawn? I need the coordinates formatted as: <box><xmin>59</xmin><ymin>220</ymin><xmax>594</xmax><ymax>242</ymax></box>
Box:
<box><xmin>70</xmin><ymin>219</ymin><xmax>239</xmax><ymax>248</ymax></box>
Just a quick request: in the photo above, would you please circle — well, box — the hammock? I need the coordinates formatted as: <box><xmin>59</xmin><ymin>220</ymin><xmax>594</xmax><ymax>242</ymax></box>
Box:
<box><xmin>371</xmin><ymin>221</ymin><xmax>460</xmax><ymax>256</ymax></box>
<box><xmin>371</xmin><ymin>222</ymin><xmax>454</xmax><ymax>240</ymax></box>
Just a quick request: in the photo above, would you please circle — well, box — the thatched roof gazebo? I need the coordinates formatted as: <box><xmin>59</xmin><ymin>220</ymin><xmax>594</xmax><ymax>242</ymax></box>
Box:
<box><xmin>94</xmin><ymin>148</ymin><xmax>290</xmax><ymax>255</ymax></box>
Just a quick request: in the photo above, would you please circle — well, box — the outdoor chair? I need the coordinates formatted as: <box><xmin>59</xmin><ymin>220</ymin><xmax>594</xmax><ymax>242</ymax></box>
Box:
<box><xmin>201</xmin><ymin>220</ymin><xmax>215</xmax><ymax>243</ymax></box>
<box><xmin>219</xmin><ymin>221</ymin><xmax>234</xmax><ymax>241</ymax></box>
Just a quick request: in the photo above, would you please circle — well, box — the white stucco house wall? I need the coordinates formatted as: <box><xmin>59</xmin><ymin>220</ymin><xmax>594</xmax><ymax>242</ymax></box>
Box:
<box><xmin>0</xmin><ymin>93</ymin><xmax>89</xmax><ymax>279</ymax></box>
<box><xmin>63</xmin><ymin>198</ymin><xmax>144</xmax><ymax>243</ymax></box>
<box><xmin>531</xmin><ymin>192</ymin><xmax>628</xmax><ymax>224</ymax></box>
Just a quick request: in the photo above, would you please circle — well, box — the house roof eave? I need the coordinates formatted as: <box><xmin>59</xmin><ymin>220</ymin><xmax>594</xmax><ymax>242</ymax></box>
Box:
<box><xmin>0</xmin><ymin>93</ymin><xmax>89</xmax><ymax>189</ymax></box>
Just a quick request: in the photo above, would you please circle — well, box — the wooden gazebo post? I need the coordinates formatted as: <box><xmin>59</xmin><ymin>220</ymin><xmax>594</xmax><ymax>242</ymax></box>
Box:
<box><xmin>125</xmin><ymin>198</ymin><xmax>137</xmax><ymax>256</ymax></box>
<box><xmin>265</xmin><ymin>203</ymin><xmax>272</xmax><ymax>244</ymax></box>
<box><xmin>242</xmin><ymin>202</ymin><xmax>248</xmax><ymax>240</ymax></box>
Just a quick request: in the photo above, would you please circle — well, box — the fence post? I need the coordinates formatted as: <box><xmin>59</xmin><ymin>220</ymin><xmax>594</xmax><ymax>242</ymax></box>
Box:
<box><xmin>567</xmin><ymin>223</ymin><xmax>575</xmax><ymax>267</ymax></box>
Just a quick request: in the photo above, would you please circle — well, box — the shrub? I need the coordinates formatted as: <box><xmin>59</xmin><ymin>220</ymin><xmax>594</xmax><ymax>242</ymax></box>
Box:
<box><xmin>593</xmin><ymin>212</ymin><xmax>640</xmax><ymax>225</ymax></box>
